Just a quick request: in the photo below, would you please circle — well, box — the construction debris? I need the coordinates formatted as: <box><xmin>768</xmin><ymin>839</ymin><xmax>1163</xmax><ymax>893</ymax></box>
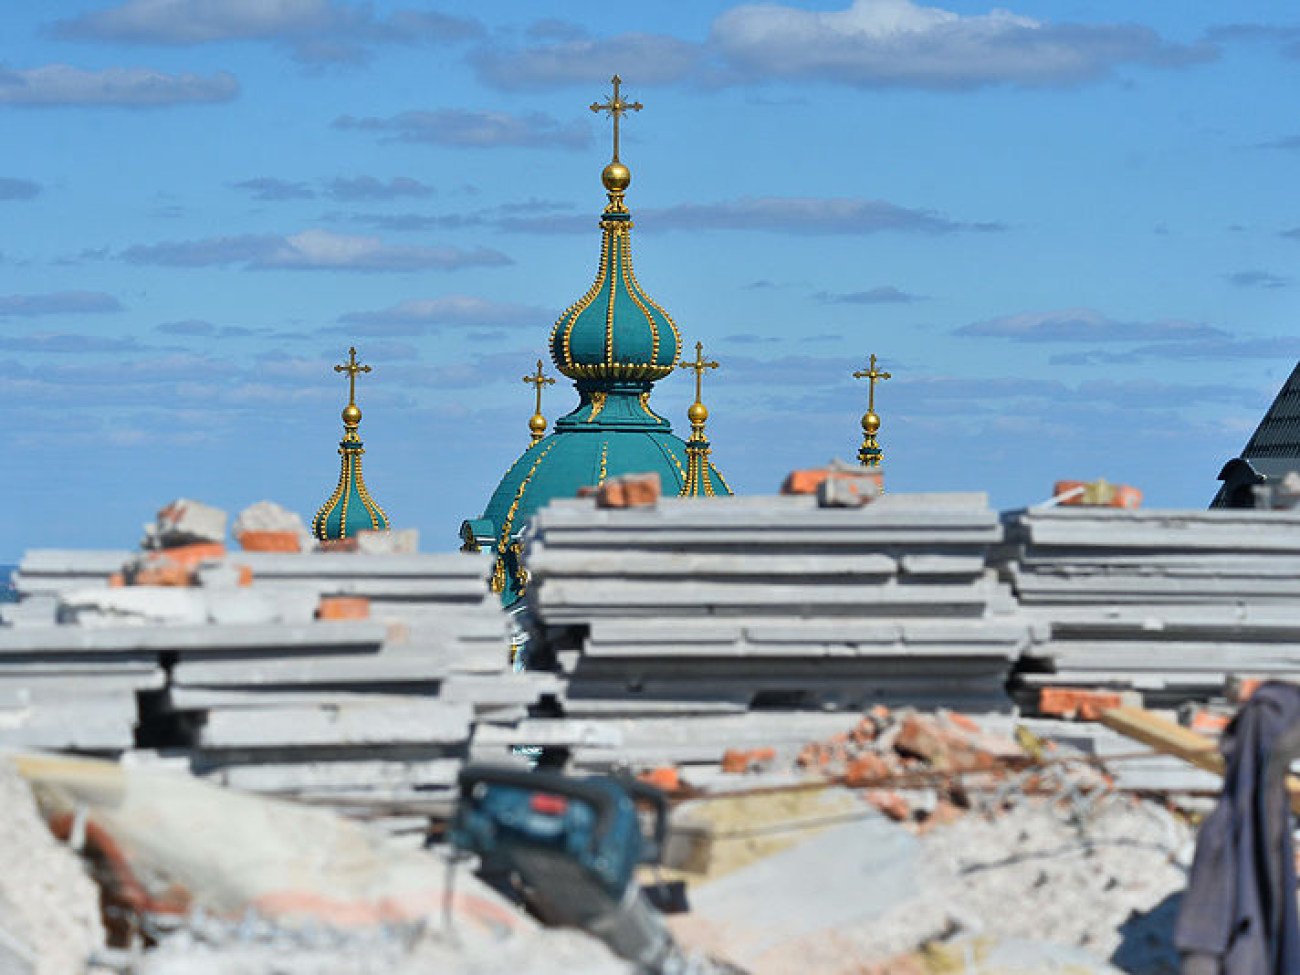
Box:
<box><xmin>7</xmin><ymin>488</ymin><xmax>1300</xmax><ymax>972</ymax></box>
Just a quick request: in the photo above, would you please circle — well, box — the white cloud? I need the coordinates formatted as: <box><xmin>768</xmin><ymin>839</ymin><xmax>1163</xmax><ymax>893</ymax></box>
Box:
<box><xmin>0</xmin><ymin>64</ymin><xmax>237</xmax><ymax>106</ymax></box>
<box><xmin>53</xmin><ymin>0</ymin><xmax>483</xmax><ymax>64</ymax></box>
<box><xmin>711</xmin><ymin>0</ymin><xmax>1214</xmax><ymax>88</ymax></box>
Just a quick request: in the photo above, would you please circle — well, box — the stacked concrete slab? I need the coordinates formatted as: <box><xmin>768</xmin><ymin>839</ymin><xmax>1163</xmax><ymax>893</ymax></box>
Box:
<box><xmin>505</xmin><ymin>492</ymin><xmax>1037</xmax><ymax>771</ymax></box>
<box><xmin>0</xmin><ymin>548</ymin><xmax>536</xmax><ymax>821</ymax></box>
<box><xmin>1000</xmin><ymin>506</ymin><xmax>1300</xmax><ymax>704</ymax></box>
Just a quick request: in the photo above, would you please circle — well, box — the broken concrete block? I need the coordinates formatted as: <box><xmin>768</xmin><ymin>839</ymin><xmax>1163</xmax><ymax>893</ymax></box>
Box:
<box><xmin>233</xmin><ymin>500</ymin><xmax>307</xmax><ymax>536</ymax></box>
<box><xmin>124</xmin><ymin>542</ymin><xmax>227</xmax><ymax>587</ymax></box>
<box><xmin>816</xmin><ymin>473</ymin><xmax>881</xmax><ymax>508</ymax></box>
<box><xmin>205</xmin><ymin>590</ymin><xmax>278</xmax><ymax>626</ymax></box>
<box><xmin>58</xmin><ymin>586</ymin><xmax>208</xmax><ymax>627</ymax></box>
<box><xmin>194</xmin><ymin>560</ymin><xmax>253</xmax><ymax>589</ymax></box>
<box><xmin>355</xmin><ymin>528</ymin><xmax>419</xmax><ymax>555</ymax></box>
<box><xmin>142</xmin><ymin>499</ymin><xmax>228</xmax><ymax>549</ymax></box>
<box><xmin>597</xmin><ymin>472</ymin><xmax>661</xmax><ymax>509</ymax></box>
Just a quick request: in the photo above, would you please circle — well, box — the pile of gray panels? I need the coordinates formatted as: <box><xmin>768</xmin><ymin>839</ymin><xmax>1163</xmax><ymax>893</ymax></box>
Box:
<box><xmin>510</xmin><ymin>492</ymin><xmax>1037</xmax><ymax>770</ymax></box>
<box><xmin>1000</xmin><ymin>506</ymin><xmax>1300</xmax><ymax>704</ymax></box>
<box><xmin>1</xmin><ymin>549</ymin><xmax>533</xmax><ymax>821</ymax></box>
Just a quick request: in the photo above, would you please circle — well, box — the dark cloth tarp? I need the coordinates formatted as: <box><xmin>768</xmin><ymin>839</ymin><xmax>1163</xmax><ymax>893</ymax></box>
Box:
<box><xmin>1175</xmin><ymin>681</ymin><xmax>1300</xmax><ymax>974</ymax></box>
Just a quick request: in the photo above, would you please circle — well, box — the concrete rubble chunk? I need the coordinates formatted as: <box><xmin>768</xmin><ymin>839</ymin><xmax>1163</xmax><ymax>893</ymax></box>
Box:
<box><xmin>354</xmin><ymin>528</ymin><xmax>419</xmax><ymax>554</ymax></box>
<box><xmin>233</xmin><ymin>500</ymin><xmax>311</xmax><ymax>538</ymax></box>
<box><xmin>143</xmin><ymin>499</ymin><xmax>229</xmax><ymax>550</ymax></box>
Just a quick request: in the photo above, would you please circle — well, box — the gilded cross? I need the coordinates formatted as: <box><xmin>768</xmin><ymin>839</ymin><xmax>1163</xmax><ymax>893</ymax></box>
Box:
<box><xmin>679</xmin><ymin>341</ymin><xmax>719</xmax><ymax>404</ymax></box>
<box><xmin>590</xmin><ymin>74</ymin><xmax>642</xmax><ymax>163</ymax></box>
<box><xmin>853</xmin><ymin>354</ymin><xmax>891</xmax><ymax>413</ymax></box>
<box><xmin>522</xmin><ymin>358</ymin><xmax>555</xmax><ymax>415</ymax></box>
<box><xmin>334</xmin><ymin>346</ymin><xmax>371</xmax><ymax>406</ymax></box>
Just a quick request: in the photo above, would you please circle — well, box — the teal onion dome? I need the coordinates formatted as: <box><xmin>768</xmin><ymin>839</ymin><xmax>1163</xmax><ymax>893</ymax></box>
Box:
<box><xmin>549</xmin><ymin>168</ymin><xmax>680</xmax><ymax>383</ymax></box>
<box><xmin>313</xmin><ymin>351</ymin><xmax>389</xmax><ymax>541</ymax></box>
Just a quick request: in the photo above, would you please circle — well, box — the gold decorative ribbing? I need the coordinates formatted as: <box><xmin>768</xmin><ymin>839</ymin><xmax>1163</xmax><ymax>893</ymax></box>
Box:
<box><xmin>522</xmin><ymin>358</ymin><xmax>555</xmax><ymax>446</ymax></box>
<box><xmin>679</xmin><ymin>341</ymin><xmax>720</xmax><ymax>497</ymax></box>
<box><xmin>853</xmin><ymin>353</ymin><xmax>891</xmax><ymax>468</ymax></box>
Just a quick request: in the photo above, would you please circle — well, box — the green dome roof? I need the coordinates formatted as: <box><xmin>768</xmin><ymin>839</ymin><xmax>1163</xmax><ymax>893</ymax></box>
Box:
<box><xmin>549</xmin><ymin>208</ymin><xmax>679</xmax><ymax>382</ymax></box>
<box><xmin>475</xmin><ymin>390</ymin><xmax>730</xmax><ymax>604</ymax></box>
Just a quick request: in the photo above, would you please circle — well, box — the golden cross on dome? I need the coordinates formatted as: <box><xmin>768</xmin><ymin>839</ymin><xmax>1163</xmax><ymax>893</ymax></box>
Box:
<box><xmin>522</xmin><ymin>358</ymin><xmax>555</xmax><ymax>415</ymax></box>
<box><xmin>590</xmin><ymin>74</ymin><xmax>642</xmax><ymax>163</ymax></box>
<box><xmin>853</xmin><ymin>353</ymin><xmax>891</xmax><ymax>413</ymax></box>
<box><xmin>334</xmin><ymin>346</ymin><xmax>371</xmax><ymax>406</ymax></box>
<box><xmin>679</xmin><ymin>341</ymin><xmax>719</xmax><ymax>405</ymax></box>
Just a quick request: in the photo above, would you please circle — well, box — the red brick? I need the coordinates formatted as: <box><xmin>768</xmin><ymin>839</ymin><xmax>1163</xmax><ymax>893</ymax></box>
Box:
<box><xmin>720</xmin><ymin>747</ymin><xmax>775</xmax><ymax>774</ymax></box>
<box><xmin>237</xmin><ymin>531</ymin><xmax>300</xmax><ymax>553</ymax></box>
<box><xmin>1038</xmin><ymin>687</ymin><xmax>1124</xmax><ymax>721</ymax></box>
<box><xmin>145</xmin><ymin>542</ymin><xmax>226</xmax><ymax>570</ymax></box>
<box><xmin>637</xmin><ymin>767</ymin><xmax>681</xmax><ymax>792</ymax></box>
<box><xmin>781</xmin><ymin>467</ymin><xmax>883</xmax><ymax>496</ymax></box>
<box><xmin>317</xmin><ymin>596</ymin><xmax>370</xmax><ymax>620</ymax></box>
<box><xmin>596</xmin><ymin>472</ymin><xmax>661</xmax><ymax>508</ymax></box>
<box><xmin>843</xmin><ymin>753</ymin><xmax>892</xmax><ymax>787</ymax></box>
<box><xmin>862</xmin><ymin>789</ymin><xmax>910</xmax><ymax>822</ymax></box>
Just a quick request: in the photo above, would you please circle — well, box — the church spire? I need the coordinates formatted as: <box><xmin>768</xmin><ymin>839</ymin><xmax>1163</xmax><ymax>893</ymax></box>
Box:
<box><xmin>853</xmin><ymin>354</ymin><xmax>891</xmax><ymax>468</ymax></box>
<box><xmin>312</xmin><ymin>346</ymin><xmax>389</xmax><ymax>540</ymax></box>
<box><xmin>679</xmin><ymin>341</ymin><xmax>720</xmax><ymax>497</ymax></box>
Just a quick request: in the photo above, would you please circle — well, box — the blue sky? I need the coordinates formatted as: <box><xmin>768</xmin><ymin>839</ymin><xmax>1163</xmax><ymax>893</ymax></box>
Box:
<box><xmin>2</xmin><ymin>0</ymin><xmax>1298</xmax><ymax>557</ymax></box>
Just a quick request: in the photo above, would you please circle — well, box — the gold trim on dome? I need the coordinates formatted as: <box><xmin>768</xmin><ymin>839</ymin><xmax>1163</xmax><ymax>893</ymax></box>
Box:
<box><xmin>598</xmin><ymin>441</ymin><xmax>609</xmax><ymax>484</ymax></box>
<box><xmin>586</xmin><ymin>391</ymin><xmax>607</xmax><ymax>422</ymax></box>
<box><xmin>497</xmin><ymin>440</ymin><xmax>556</xmax><ymax>557</ymax></box>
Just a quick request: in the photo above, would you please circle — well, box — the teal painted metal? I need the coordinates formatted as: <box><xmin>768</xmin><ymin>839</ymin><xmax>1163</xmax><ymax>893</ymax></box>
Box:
<box><xmin>313</xmin><ymin>437</ymin><xmax>389</xmax><ymax>540</ymax></box>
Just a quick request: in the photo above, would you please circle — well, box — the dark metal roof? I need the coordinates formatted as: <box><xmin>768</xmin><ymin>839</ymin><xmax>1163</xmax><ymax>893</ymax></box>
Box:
<box><xmin>1212</xmin><ymin>361</ymin><xmax>1300</xmax><ymax>507</ymax></box>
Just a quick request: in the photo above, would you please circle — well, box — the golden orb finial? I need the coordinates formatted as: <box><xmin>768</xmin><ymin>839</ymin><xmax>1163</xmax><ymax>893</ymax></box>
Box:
<box><xmin>688</xmin><ymin>401</ymin><xmax>709</xmax><ymax>425</ymax></box>
<box><xmin>528</xmin><ymin>413</ymin><xmax>547</xmax><ymax>435</ymax></box>
<box><xmin>602</xmin><ymin>161</ymin><xmax>631</xmax><ymax>194</ymax></box>
<box><xmin>343</xmin><ymin>403</ymin><xmax>362</xmax><ymax>427</ymax></box>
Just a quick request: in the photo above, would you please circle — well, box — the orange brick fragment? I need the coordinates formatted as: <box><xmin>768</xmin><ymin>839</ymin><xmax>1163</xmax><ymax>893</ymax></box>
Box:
<box><xmin>720</xmin><ymin>747</ymin><xmax>776</xmax><ymax>774</ymax></box>
<box><xmin>237</xmin><ymin>565</ymin><xmax>254</xmax><ymax>586</ymax></box>
<box><xmin>132</xmin><ymin>564</ymin><xmax>194</xmax><ymax>587</ymax></box>
<box><xmin>1187</xmin><ymin>709</ymin><xmax>1231</xmax><ymax>735</ymax></box>
<box><xmin>108</xmin><ymin>573</ymin><xmax>124</xmax><ymax>588</ymax></box>
<box><xmin>781</xmin><ymin>468</ymin><xmax>884</xmax><ymax>496</ymax></box>
<box><xmin>146</xmin><ymin>542</ymin><xmax>226</xmax><ymax>569</ymax></box>
<box><xmin>843</xmin><ymin>753</ymin><xmax>892</xmax><ymax>787</ymax></box>
<box><xmin>637</xmin><ymin>767</ymin><xmax>681</xmax><ymax>792</ymax></box>
<box><xmin>1053</xmin><ymin>480</ymin><xmax>1142</xmax><ymax>509</ymax></box>
<box><xmin>317</xmin><ymin>596</ymin><xmax>370</xmax><ymax>620</ymax></box>
<box><xmin>1038</xmin><ymin>687</ymin><xmax>1124</xmax><ymax>722</ymax></box>
<box><xmin>862</xmin><ymin>789</ymin><xmax>910</xmax><ymax>822</ymax></box>
<box><xmin>575</xmin><ymin>485</ymin><xmax>598</xmax><ymax>499</ymax></box>
<box><xmin>597</xmin><ymin>472</ymin><xmax>661</xmax><ymax>509</ymax></box>
<box><xmin>946</xmin><ymin>712</ymin><xmax>980</xmax><ymax>734</ymax></box>
<box><xmin>238</xmin><ymin>531</ymin><xmax>301</xmax><ymax>553</ymax></box>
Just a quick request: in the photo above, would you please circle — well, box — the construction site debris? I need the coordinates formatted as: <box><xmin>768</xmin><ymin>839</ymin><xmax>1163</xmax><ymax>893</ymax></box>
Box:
<box><xmin>779</xmin><ymin>458</ymin><xmax>882</xmax><ymax>497</ymax></box>
<box><xmin>0</xmin><ymin>757</ymin><xmax>105</xmax><ymax>975</ymax></box>
<box><xmin>142</xmin><ymin>501</ymin><xmax>228</xmax><ymax>550</ymax></box>
<box><xmin>354</xmin><ymin>529</ymin><xmax>419</xmax><ymax>555</ymax></box>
